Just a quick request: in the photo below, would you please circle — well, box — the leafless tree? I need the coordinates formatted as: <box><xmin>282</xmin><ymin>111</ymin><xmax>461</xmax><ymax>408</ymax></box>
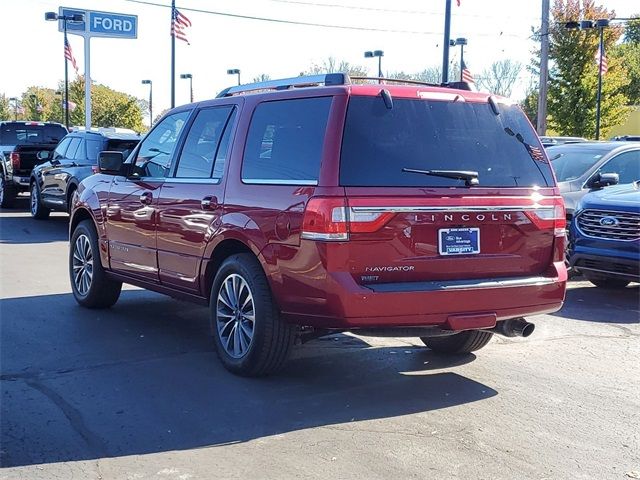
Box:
<box><xmin>476</xmin><ymin>59</ymin><xmax>522</xmax><ymax>97</ymax></box>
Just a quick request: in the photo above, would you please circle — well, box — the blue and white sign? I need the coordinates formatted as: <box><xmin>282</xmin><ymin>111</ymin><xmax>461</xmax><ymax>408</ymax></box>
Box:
<box><xmin>89</xmin><ymin>11</ymin><xmax>137</xmax><ymax>38</ymax></box>
<box><xmin>59</xmin><ymin>8</ymin><xmax>138</xmax><ymax>39</ymax></box>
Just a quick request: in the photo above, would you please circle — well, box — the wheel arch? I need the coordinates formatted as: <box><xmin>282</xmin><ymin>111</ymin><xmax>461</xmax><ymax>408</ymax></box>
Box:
<box><xmin>70</xmin><ymin>207</ymin><xmax>109</xmax><ymax>269</ymax></box>
<box><xmin>201</xmin><ymin>238</ymin><xmax>255</xmax><ymax>301</ymax></box>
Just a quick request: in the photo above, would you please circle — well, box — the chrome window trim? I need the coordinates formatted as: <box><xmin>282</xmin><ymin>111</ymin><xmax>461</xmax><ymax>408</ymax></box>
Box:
<box><xmin>242</xmin><ymin>179</ymin><xmax>318</xmax><ymax>186</ymax></box>
<box><xmin>163</xmin><ymin>177</ymin><xmax>222</xmax><ymax>185</ymax></box>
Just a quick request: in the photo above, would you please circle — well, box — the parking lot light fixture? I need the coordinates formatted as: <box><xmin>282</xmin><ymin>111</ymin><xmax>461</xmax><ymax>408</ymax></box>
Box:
<box><xmin>141</xmin><ymin>80</ymin><xmax>153</xmax><ymax>128</ymax></box>
<box><xmin>9</xmin><ymin>97</ymin><xmax>18</xmax><ymax>121</ymax></box>
<box><xmin>180</xmin><ymin>73</ymin><xmax>193</xmax><ymax>103</ymax></box>
<box><xmin>227</xmin><ymin>69</ymin><xmax>241</xmax><ymax>86</ymax></box>
<box><xmin>364</xmin><ymin>50</ymin><xmax>384</xmax><ymax>83</ymax></box>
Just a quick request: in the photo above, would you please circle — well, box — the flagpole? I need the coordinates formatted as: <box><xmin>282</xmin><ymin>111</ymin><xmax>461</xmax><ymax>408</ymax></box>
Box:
<box><xmin>595</xmin><ymin>27</ymin><xmax>604</xmax><ymax>141</ymax></box>
<box><xmin>171</xmin><ymin>0</ymin><xmax>176</xmax><ymax>109</ymax></box>
<box><xmin>63</xmin><ymin>20</ymin><xmax>69</xmax><ymax>129</ymax></box>
<box><xmin>441</xmin><ymin>0</ymin><xmax>452</xmax><ymax>84</ymax></box>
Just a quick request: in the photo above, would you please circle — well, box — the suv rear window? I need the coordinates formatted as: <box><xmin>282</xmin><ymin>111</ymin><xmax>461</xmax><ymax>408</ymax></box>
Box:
<box><xmin>340</xmin><ymin>97</ymin><xmax>554</xmax><ymax>188</ymax></box>
<box><xmin>0</xmin><ymin>123</ymin><xmax>66</xmax><ymax>145</ymax></box>
<box><xmin>242</xmin><ymin>97</ymin><xmax>332</xmax><ymax>184</ymax></box>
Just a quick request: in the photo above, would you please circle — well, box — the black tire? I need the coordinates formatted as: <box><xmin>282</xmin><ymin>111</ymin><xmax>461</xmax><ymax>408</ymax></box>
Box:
<box><xmin>421</xmin><ymin>330</ymin><xmax>494</xmax><ymax>354</ymax></box>
<box><xmin>66</xmin><ymin>185</ymin><xmax>77</xmax><ymax>214</ymax></box>
<box><xmin>583</xmin><ymin>273</ymin><xmax>630</xmax><ymax>289</ymax></box>
<box><xmin>69</xmin><ymin>220</ymin><xmax>122</xmax><ymax>309</ymax></box>
<box><xmin>30</xmin><ymin>182</ymin><xmax>50</xmax><ymax>219</ymax></box>
<box><xmin>0</xmin><ymin>176</ymin><xmax>17</xmax><ymax>208</ymax></box>
<box><xmin>209</xmin><ymin>253</ymin><xmax>295</xmax><ymax>377</ymax></box>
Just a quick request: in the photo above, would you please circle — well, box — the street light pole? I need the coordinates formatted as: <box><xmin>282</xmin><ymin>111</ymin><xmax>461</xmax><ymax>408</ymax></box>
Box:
<box><xmin>141</xmin><ymin>80</ymin><xmax>153</xmax><ymax>128</ymax></box>
<box><xmin>442</xmin><ymin>0</ymin><xmax>452</xmax><ymax>83</ymax></box>
<box><xmin>227</xmin><ymin>69</ymin><xmax>241</xmax><ymax>86</ymax></box>
<box><xmin>45</xmin><ymin>12</ymin><xmax>84</xmax><ymax>130</ymax></box>
<box><xmin>180</xmin><ymin>74</ymin><xmax>193</xmax><ymax>102</ymax></box>
<box><xmin>9</xmin><ymin>98</ymin><xmax>18</xmax><ymax>121</ymax></box>
<box><xmin>364</xmin><ymin>50</ymin><xmax>384</xmax><ymax>83</ymax></box>
<box><xmin>564</xmin><ymin>18</ymin><xmax>609</xmax><ymax>140</ymax></box>
<box><xmin>595</xmin><ymin>19</ymin><xmax>609</xmax><ymax>140</ymax></box>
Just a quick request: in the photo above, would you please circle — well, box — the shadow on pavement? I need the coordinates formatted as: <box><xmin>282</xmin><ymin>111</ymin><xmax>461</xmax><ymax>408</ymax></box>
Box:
<box><xmin>0</xmin><ymin>208</ymin><xmax>69</xmax><ymax>244</ymax></box>
<box><xmin>1</xmin><ymin>290</ymin><xmax>495</xmax><ymax>467</ymax></box>
<box><xmin>556</xmin><ymin>282</ymin><xmax>639</xmax><ymax>324</ymax></box>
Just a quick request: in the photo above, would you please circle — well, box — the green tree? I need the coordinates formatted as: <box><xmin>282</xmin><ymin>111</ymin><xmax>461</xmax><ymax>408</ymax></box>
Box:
<box><xmin>522</xmin><ymin>88</ymin><xmax>540</xmax><ymax>125</ymax></box>
<box><xmin>0</xmin><ymin>94</ymin><xmax>11</xmax><ymax>121</ymax></box>
<box><xmin>547</xmin><ymin>0</ymin><xmax>631</xmax><ymax>138</ymax></box>
<box><xmin>60</xmin><ymin>77</ymin><xmax>145</xmax><ymax>131</ymax></box>
<box><xmin>624</xmin><ymin>15</ymin><xmax>640</xmax><ymax>44</ymax></box>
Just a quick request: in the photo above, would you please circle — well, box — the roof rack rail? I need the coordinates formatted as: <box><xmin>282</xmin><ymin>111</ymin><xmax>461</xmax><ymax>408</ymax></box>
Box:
<box><xmin>350</xmin><ymin>76</ymin><xmax>441</xmax><ymax>88</ymax></box>
<box><xmin>216</xmin><ymin>73</ymin><xmax>349</xmax><ymax>97</ymax></box>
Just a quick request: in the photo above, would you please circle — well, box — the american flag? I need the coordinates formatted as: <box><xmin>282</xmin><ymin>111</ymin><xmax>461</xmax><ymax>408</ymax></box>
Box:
<box><xmin>456</xmin><ymin>0</ymin><xmax>461</xmax><ymax>5</ymax></box>
<box><xmin>64</xmin><ymin>37</ymin><xmax>79</xmax><ymax>74</ymax></box>
<box><xmin>461</xmin><ymin>59</ymin><xmax>475</xmax><ymax>84</ymax></box>
<box><xmin>171</xmin><ymin>7</ymin><xmax>192</xmax><ymax>44</ymax></box>
<box><xmin>595</xmin><ymin>46</ymin><xmax>608</xmax><ymax>75</ymax></box>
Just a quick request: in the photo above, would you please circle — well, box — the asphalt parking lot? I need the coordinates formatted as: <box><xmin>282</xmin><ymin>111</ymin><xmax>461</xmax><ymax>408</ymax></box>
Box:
<box><xmin>1</xmin><ymin>197</ymin><xmax>639</xmax><ymax>480</ymax></box>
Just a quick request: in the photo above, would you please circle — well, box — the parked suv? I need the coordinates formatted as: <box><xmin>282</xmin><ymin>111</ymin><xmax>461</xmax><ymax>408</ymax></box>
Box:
<box><xmin>0</xmin><ymin>121</ymin><xmax>67</xmax><ymax>207</ymax></box>
<box><xmin>569</xmin><ymin>182</ymin><xmax>639</xmax><ymax>288</ymax></box>
<box><xmin>69</xmin><ymin>74</ymin><xmax>567</xmax><ymax>376</ymax></box>
<box><xmin>30</xmin><ymin>129</ymin><xmax>139</xmax><ymax>218</ymax></box>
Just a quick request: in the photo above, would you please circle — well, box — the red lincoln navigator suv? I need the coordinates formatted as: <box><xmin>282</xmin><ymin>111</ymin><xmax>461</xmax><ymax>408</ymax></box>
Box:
<box><xmin>69</xmin><ymin>73</ymin><xmax>567</xmax><ymax>376</ymax></box>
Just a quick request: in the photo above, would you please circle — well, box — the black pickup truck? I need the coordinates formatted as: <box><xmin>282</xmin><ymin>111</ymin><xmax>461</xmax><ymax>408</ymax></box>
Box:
<box><xmin>0</xmin><ymin>121</ymin><xmax>68</xmax><ymax>207</ymax></box>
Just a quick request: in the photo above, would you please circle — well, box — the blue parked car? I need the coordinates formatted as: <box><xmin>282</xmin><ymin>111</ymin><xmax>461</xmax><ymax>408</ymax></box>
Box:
<box><xmin>569</xmin><ymin>181</ymin><xmax>640</xmax><ymax>289</ymax></box>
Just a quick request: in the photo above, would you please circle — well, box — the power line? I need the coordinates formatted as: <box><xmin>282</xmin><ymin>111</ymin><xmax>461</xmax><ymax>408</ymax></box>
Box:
<box><xmin>261</xmin><ymin>0</ymin><xmax>540</xmax><ymax>22</ymax></box>
<box><xmin>123</xmin><ymin>0</ymin><xmax>535</xmax><ymax>39</ymax></box>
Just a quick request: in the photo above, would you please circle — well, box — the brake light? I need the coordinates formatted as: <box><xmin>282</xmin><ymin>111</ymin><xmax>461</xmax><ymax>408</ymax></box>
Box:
<box><xmin>10</xmin><ymin>152</ymin><xmax>20</xmax><ymax>170</ymax></box>
<box><xmin>301</xmin><ymin>198</ymin><xmax>395</xmax><ymax>241</ymax></box>
<box><xmin>301</xmin><ymin>197</ymin><xmax>348</xmax><ymax>241</ymax></box>
<box><xmin>524</xmin><ymin>197</ymin><xmax>566</xmax><ymax>235</ymax></box>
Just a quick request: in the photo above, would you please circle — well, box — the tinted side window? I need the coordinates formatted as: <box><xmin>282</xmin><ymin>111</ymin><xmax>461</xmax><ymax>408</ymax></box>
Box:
<box><xmin>66</xmin><ymin>138</ymin><xmax>82</xmax><ymax>159</ymax></box>
<box><xmin>73</xmin><ymin>139</ymin><xmax>86</xmax><ymax>160</ymax></box>
<box><xmin>132</xmin><ymin>111</ymin><xmax>191</xmax><ymax>178</ymax></box>
<box><xmin>53</xmin><ymin>138</ymin><xmax>72</xmax><ymax>160</ymax></box>
<box><xmin>86</xmin><ymin>139</ymin><xmax>103</xmax><ymax>161</ymax></box>
<box><xmin>599</xmin><ymin>151</ymin><xmax>640</xmax><ymax>184</ymax></box>
<box><xmin>213</xmin><ymin>109</ymin><xmax>237</xmax><ymax>180</ymax></box>
<box><xmin>242</xmin><ymin>97</ymin><xmax>332</xmax><ymax>184</ymax></box>
<box><xmin>175</xmin><ymin>107</ymin><xmax>233</xmax><ymax>179</ymax></box>
<box><xmin>106</xmin><ymin>139</ymin><xmax>139</xmax><ymax>161</ymax></box>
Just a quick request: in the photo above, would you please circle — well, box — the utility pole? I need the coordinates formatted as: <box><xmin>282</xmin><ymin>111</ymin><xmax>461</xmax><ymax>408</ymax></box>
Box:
<box><xmin>442</xmin><ymin>0</ymin><xmax>452</xmax><ymax>83</ymax></box>
<box><xmin>537</xmin><ymin>0</ymin><xmax>550</xmax><ymax>135</ymax></box>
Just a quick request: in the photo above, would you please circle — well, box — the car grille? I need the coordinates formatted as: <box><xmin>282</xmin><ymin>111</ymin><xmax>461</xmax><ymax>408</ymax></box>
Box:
<box><xmin>577</xmin><ymin>209</ymin><xmax>640</xmax><ymax>241</ymax></box>
<box><xmin>575</xmin><ymin>258</ymin><xmax>640</xmax><ymax>277</ymax></box>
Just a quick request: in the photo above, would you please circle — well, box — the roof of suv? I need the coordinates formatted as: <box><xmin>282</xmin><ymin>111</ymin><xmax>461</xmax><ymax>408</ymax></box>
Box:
<box><xmin>214</xmin><ymin>73</ymin><xmax>496</xmax><ymax>104</ymax></box>
<box><xmin>66</xmin><ymin>130</ymin><xmax>140</xmax><ymax>140</ymax></box>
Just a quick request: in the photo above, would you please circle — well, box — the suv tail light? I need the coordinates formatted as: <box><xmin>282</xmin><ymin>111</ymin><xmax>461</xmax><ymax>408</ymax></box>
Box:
<box><xmin>524</xmin><ymin>197</ymin><xmax>566</xmax><ymax>263</ymax></box>
<box><xmin>301</xmin><ymin>197</ymin><xmax>395</xmax><ymax>241</ymax></box>
<box><xmin>10</xmin><ymin>152</ymin><xmax>20</xmax><ymax>170</ymax></box>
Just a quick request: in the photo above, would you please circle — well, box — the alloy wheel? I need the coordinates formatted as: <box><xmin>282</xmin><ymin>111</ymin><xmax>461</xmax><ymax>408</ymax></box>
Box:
<box><xmin>30</xmin><ymin>185</ymin><xmax>38</xmax><ymax>215</ymax></box>
<box><xmin>216</xmin><ymin>273</ymin><xmax>255</xmax><ymax>358</ymax></box>
<box><xmin>72</xmin><ymin>234</ymin><xmax>94</xmax><ymax>296</ymax></box>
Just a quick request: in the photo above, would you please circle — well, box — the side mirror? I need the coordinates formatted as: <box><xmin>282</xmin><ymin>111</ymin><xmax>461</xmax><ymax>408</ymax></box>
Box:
<box><xmin>37</xmin><ymin>150</ymin><xmax>51</xmax><ymax>161</ymax></box>
<box><xmin>98</xmin><ymin>151</ymin><xmax>125</xmax><ymax>175</ymax></box>
<box><xmin>589</xmin><ymin>172</ymin><xmax>619</xmax><ymax>190</ymax></box>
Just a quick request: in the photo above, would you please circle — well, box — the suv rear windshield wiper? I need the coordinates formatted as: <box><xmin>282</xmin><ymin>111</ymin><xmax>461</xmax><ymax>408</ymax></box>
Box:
<box><xmin>402</xmin><ymin>168</ymin><xmax>479</xmax><ymax>186</ymax></box>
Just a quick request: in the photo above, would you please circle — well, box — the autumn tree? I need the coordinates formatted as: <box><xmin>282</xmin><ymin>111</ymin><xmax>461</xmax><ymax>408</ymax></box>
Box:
<box><xmin>0</xmin><ymin>94</ymin><xmax>12</xmax><ymax>121</ymax></box>
<box><xmin>547</xmin><ymin>0</ymin><xmax>631</xmax><ymax>138</ymax></box>
<box><xmin>610</xmin><ymin>14</ymin><xmax>640</xmax><ymax>105</ymax></box>
<box><xmin>476</xmin><ymin>59</ymin><xmax>523</xmax><ymax>97</ymax></box>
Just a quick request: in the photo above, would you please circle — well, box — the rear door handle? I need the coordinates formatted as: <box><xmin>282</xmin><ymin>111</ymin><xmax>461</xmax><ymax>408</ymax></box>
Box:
<box><xmin>139</xmin><ymin>191</ymin><xmax>153</xmax><ymax>205</ymax></box>
<box><xmin>201</xmin><ymin>195</ymin><xmax>218</xmax><ymax>210</ymax></box>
